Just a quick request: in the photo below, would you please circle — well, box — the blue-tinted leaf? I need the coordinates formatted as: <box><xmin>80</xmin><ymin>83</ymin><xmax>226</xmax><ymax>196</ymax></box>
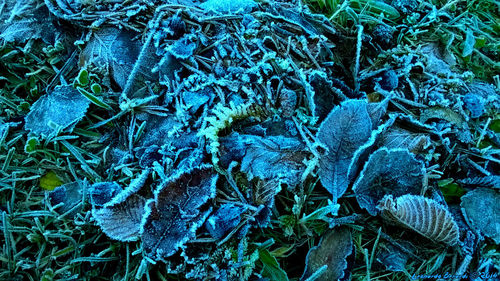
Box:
<box><xmin>137</xmin><ymin>115</ymin><xmax>182</xmax><ymax>150</ymax></box>
<box><xmin>462</xmin><ymin>29</ymin><xmax>475</xmax><ymax>57</ymax></box>
<box><xmin>0</xmin><ymin>0</ymin><xmax>55</xmax><ymax>44</ymax></box>
<box><xmin>420</xmin><ymin>44</ymin><xmax>454</xmax><ymax>77</ymax></box>
<box><xmin>141</xmin><ymin>165</ymin><xmax>218</xmax><ymax>260</ymax></box>
<box><xmin>317</xmin><ymin>100</ymin><xmax>373</xmax><ymax>200</ymax></box>
<box><xmin>105</xmin><ymin>169</ymin><xmax>149</xmax><ymax>207</ymax></box>
<box><xmin>466</xmin><ymin>82</ymin><xmax>500</xmax><ymax>113</ymax></box>
<box><xmin>48</xmin><ymin>180</ymin><xmax>88</xmax><ymax>217</ymax></box>
<box><xmin>182</xmin><ymin>88</ymin><xmax>212</xmax><ymax>114</ymax></box>
<box><xmin>89</xmin><ymin>182</ymin><xmax>122</xmax><ymax>207</ymax></box>
<box><xmin>79</xmin><ymin>27</ymin><xmax>158</xmax><ymax>98</ymax></box>
<box><xmin>167</xmin><ymin>36</ymin><xmax>196</xmax><ymax>60</ymax></box>
<box><xmin>376</xmin><ymin>242</ymin><xmax>412</xmax><ymax>272</ymax></box>
<box><xmin>205</xmin><ymin>204</ymin><xmax>245</xmax><ymax>240</ymax></box>
<box><xmin>462</xmin><ymin>93</ymin><xmax>484</xmax><ymax>119</ymax></box>
<box><xmin>461</xmin><ymin>188</ymin><xmax>500</xmax><ymax>244</ymax></box>
<box><xmin>353</xmin><ymin>148</ymin><xmax>425</xmax><ymax>215</ymax></box>
<box><xmin>24</xmin><ymin>86</ymin><xmax>90</xmax><ymax>138</ymax></box>
<box><xmin>301</xmin><ymin>227</ymin><xmax>353</xmax><ymax>281</ymax></box>
<box><xmin>238</xmin><ymin>134</ymin><xmax>310</xmax><ymax>187</ymax></box>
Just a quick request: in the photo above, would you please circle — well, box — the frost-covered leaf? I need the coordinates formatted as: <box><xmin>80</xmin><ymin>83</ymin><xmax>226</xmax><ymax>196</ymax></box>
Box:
<box><xmin>200</xmin><ymin>0</ymin><xmax>257</xmax><ymax>14</ymax></box>
<box><xmin>205</xmin><ymin>204</ymin><xmax>245</xmax><ymax>240</ymax></box>
<box><xmin>0</xmin><ymin>0</ymin><xmax>56</xmax><ymax>44</ymax></box>
<box><xmin>376</xmin><ymin>242</ymin><xmax>413</xmax><ymax>272</ymax></box>
<box><xmin>79</xmin><ymin>27</ymin><xmax>158</xmax><ymax>98</ymax></box>
<box><xmin>240</xmin><ymin>134</ymin><xmax>309</xmax><ymax>187</ymax></box>
<box><xmin>466</xmin><ymin>82</ymin><xmax>500</xmax><ymax>113</ymax></box>
<box><xmin>182</xmin><ymin>88</ymin><xmax>212</xmax><ymax>114</ymax></box>
<box><xmin>420</xmin><ymin>44</ymin><xmax>455</xmax><ymax>77</ymax></box>
<box><xmin>308</xmin><ymin>71</ymin><xmax>340</xmax><ymax>120</ymax></box>
<box><xmin>137</xmin><ymin>114</ymin><xmax>183</xmax><ymax>150</ymax></box>
<box><xmin>378</xmin><ymin>194</ymin><xmax>460</xmax><ymax>246</ymax></box>
<box><xmin>462</xmin><ymin>93</ymin><xmax>484</xmax><ymax>118</ymax></box>
<box><xmin>93</xmin><ymin>194</ymin><xmax>146</xmax><ymax>242</ymax></box>
<box><xmin>141</xmin><ymin>165</ymin><xmax>218</xmax><ymax>260</ymax></box>
<box><xmin>317</xmin><ymin>100</ymin><xmax>373</xmax><ymax>200</ymax></box>
<box><xmin>167</xmin><ymin>36</ymin><xmax>196</xmax><ymax>60</ymax></box>
<box><xmin>220</xmin><ymin>132</ymin><xmax>309</xmax><ymax>188</ymax></box>
<box><xmin>461</xmin><ymin>188</ymin><xmax>500</xmax><ymax>244</ymax></box>
<box><xmin>301</xmin><ymin>227</ymin><xmax>353</xmax><ymax>281</ymax></box>
<box><xmin>458</xmin><ymin>176</ymin><xmax>500</xmax><ymax>189</ymax></box>
<box><xmin>91</xmin><ymin>171</ymin><xmax>149</xmax><ymax>241</ymax></box>
<box><xmin>380</xmin><ymin>128</ymin><xmax>430</xmax><ymax>154</ymax></box>
<box><xmin>48</xmin><ymin>180</ymin><xmax>87</xmax><ymax>217</ymax></box>
<box><xmin>462</xmin><ymin>29</ymin><xmax>475</xmax><ymax>57</ymax></box>
<box><xmin>24</xmin><ymin>86</ymin><xmax>90</xmax><ymax>138</ymax></box>
<box><xmin>420</xmin><ymin>107</ymin><xmax>467</xmax><ymax>129</ymax></box>
<box><xmin>89</xmin><ymin>182</ymin><xmax>122</xmax><ymax>207</ymax></box>
<box><xmin>353</xmin><ymin>148</ymin><xmax>425</xmax><ymax>215</ymax></box>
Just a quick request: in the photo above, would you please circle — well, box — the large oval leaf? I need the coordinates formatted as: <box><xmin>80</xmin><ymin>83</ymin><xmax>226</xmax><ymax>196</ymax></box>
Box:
<box><xmin>140</xmin><ymin>165</ymin><xmax>218</xmax><ymax>260</ymax></box>
<box><xmin>317</xmin><ymin>100</ymin><xmax>373</xmax><ymax>201</ymax></box>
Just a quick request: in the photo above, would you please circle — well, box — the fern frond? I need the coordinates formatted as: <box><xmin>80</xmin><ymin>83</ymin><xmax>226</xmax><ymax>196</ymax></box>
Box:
<box><xmin>198</xmin><ymin>102</ymin><xmax>269</xmax><ymax>169</ymax></box>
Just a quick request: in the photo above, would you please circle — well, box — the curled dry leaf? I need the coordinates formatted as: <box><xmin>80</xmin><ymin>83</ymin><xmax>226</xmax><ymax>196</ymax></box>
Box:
<box><xmin>461</xmin><ymin>188</ymin><xmax>500</xmax><ymax>244</ymax></box>
<box><xmin>378</xmin><ymin>194</ymin><xmax>460</xmax><ymax>246</ymax></box>
<box><xmin>301</xmin><ymin>226</ymin><xmax>353</xmax><ymax>281</ymax></box>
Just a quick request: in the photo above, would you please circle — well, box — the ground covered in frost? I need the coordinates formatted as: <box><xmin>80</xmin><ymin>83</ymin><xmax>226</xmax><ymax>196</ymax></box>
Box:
<box><xmin>0</xmin><ymin>0</ymin><xmax>499</xmax><ymax>280</ymax></box>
